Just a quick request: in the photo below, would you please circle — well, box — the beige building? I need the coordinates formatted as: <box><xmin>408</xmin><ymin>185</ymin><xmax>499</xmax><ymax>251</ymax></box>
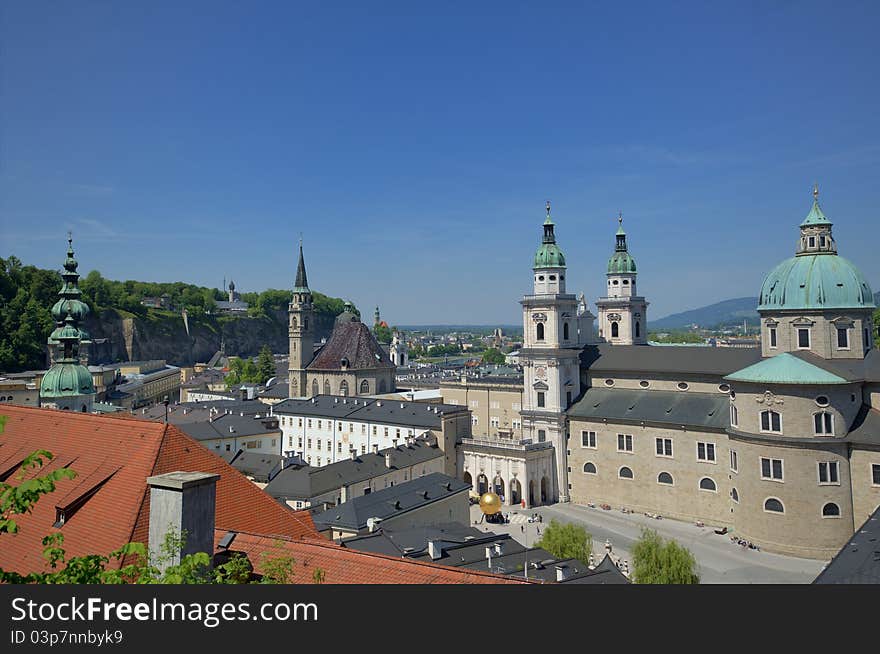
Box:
<box><xmin>564</xmin><ymin>189</ymin><xmax>879</xmax><ymax>559</ymax></box>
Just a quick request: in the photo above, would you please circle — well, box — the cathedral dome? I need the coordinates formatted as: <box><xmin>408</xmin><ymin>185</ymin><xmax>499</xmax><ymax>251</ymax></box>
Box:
<box><xmin>758</xmin><ymin>254</ymin><xmax>874</xmax><ymax>311</ymax></box>
<box><xmin>534</xmin><ymin>242</ymin><xmax>566</xmax><ymax>268</ymax></box>
<box><xmin>607</xmin><ymin>251</ymin><xmax>637</xmax><ymax>274</ymax></box>
<box><xmin>759</xmin><ymin>188</ymin><xmax>874</xmax><ymax>312</ymax></box>
<box><xmin>40</xmin><ymin>363</ymin><xmax>95</xmax><ymax>398</ymax></box>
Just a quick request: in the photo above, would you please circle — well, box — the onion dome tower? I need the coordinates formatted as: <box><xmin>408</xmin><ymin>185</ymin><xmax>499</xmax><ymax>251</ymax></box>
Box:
<box><xmin>48</xmin><ymin>234</ymin><xmax>91</xmax><ymax>364</ymax></box>
<box><xmin>596</xmin><ymin>214</ymin><xmax>648</xmax><ymax>344</ymax></box>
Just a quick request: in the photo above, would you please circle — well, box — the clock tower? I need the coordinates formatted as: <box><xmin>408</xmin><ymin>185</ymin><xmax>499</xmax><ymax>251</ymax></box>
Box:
<box><xmin>519</xmin><ymin>202</ymin><xmax>583</xmax><ymax>504</ymax></box>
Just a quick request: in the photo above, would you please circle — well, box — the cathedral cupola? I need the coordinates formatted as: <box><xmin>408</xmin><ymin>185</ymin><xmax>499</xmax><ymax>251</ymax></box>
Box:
<box><xmin>796</xmin><ymin>185</ymin><xmax>837</xmax><ymax>256</ymax></box>
<box><xmin>532</xmin><ymin>201</ymin><xmax>567</xmax><ymax>295</ymax></box>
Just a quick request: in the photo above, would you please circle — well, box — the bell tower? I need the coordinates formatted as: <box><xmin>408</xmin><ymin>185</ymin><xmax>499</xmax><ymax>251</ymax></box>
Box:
<box><xmin>288</xmin><ymin>239</ymin><xmax>314</xmax><ymax>398</ymax></box>
<box><xmin>519</xmin><ymin>202</ymin><xmax>582</xmax><ymax>504</ymax></box>
<box><xmin>596</xmin><ymin>214</ymin><xmax>648</xmax><ymax>345</ymax></box>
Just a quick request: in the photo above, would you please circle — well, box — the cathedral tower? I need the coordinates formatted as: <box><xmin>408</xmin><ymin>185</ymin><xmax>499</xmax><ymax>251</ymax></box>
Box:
<box><xmin>288</xmin><ymin>240</ymin><xmax>315</xmax><ymax>398</ymax></box>
<box><xmin>519</xmin><ymin>202</ymin><xmax>582</xmax><ymax>504</ymax></box>
<box><xmin>596</xmin><ymin>214</ymin><xmax>648</xmax><ymax>345</ymax></box>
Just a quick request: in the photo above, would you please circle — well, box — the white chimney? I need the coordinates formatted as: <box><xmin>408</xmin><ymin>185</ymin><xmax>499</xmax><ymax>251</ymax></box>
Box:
<box><xmin>349</xmin><ymin>449</ymin><xmax>357</xmax><ymax>461</ymax></box>
<box><xmin>367</xmin><ymin>517</ymin><xmax>383</xmax><ymax>533</ymax></box>
<box><xmin>427</xmin><ymin>540</ymin><xmax>442</xmax><ymax>560</ymax></box>
<box><xmin>555</xmin><ymin>564</ymin><xmax>569</xmax><ymax>582</ymax></box>
<box><xmin>494</xmin><ymin>542</ymin><xmax>503</xmax><ymax>555</ymax></box>
<box><xmin>372</xmin><ymin>444</ymin><xmax>379</xmax><ymax>454</ymax></box>
<box><xmin>385</xmin><ymin>453</ymin><xmax>392</xmax><ymax>468</ymax></box>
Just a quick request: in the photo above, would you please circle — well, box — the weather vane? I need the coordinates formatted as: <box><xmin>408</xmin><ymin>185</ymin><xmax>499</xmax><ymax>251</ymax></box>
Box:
<box><xmin>618</xmin><ymin>211</ymin><xmax>623</xmax><ymax>226</ymax></box>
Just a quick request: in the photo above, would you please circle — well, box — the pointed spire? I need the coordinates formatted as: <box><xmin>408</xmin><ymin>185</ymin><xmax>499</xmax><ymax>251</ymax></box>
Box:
<box><xmin>294</xmin><ymin>238</ymin><xmax>309</xmax><ymax>291</ymax></box>
<box><xmin>542</xmin><ymin>200</ymin><xmax>556</xmax><ymax>244</ymax></box>
<box><xmin>615</xmin><ymin>213</ymin><xmax>628</xmax><ymax>252</ymax></box>
<box><xmin>544</xmin><ymin>200</ymin><xmax>553</xmax><ymax>224</ymax></box>
<box><xmin>801</xmin><ymin>182</ymin><xmax>832</xmax><ymax>227</ymax></box>
<box><xmin>616</xmin><ymin>211</ymin><xmax>626</xmax><ymax>236</ymax></box>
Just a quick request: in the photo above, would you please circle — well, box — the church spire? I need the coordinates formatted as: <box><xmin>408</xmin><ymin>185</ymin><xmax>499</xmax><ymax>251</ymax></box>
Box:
<box><xmin>615</xmin><ymin>212</ymin><xmax>628</xmax><ymax>251</ymax></box>
<box><xmin>294</xmin><ymin>237</ymin><xmax>309</xmax><ymax>292</ymax></box>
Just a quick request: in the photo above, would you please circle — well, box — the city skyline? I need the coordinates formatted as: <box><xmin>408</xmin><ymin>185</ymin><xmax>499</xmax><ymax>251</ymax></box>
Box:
<box><xmin>2</xmin><ymin>1</ymin><xmax>879</xmax><ymax>323</ymax></box>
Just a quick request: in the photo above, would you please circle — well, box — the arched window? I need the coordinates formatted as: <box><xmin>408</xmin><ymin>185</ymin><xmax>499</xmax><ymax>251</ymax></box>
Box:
<box><xmin>764</xmin><ymin>498</ymin><xmax>784</xmax><ymax>513</ymax></box>
<box><xmin>657</xmin><ymin>472</ymin><xmax>673</xmax><ymax>485</ymax></box>
<box><xmin>611</xmin><ymin>322</ymin><xmax>619</xmax><ymax>338</ymax></box>
<box><xmin>635</xmin><ymin>321</ymin><xmax>640</xmax><ymax>338</ymax></box>
<box><xmin>339</xmin><ymin>380</ymin><xmax>348</xmax><ymax>396</ymax></box>
<box><xmin>379</xmin><ymin>379</ymin><xmax>387</xmax><ymax>393</ymax></box>
<box><xmin>360</xmin><ymin>380</ymin><xmax>370</xmax><ymax>394</ymax></box>
<box><xmin>324</xmin><ymin>380</ymin><xmax>331</xmax><ymax>395</ymax></box>
<box><xmin>311</xmin><ymin>380</ymin><xmax>319</xmax><ymax>397</ymax></box>
<box><xmin>822</xmin><ymin>502</ymin><xmax>840</xmax><ymax>517</ymax></box>
<box><xmin>813</xmin><ymin>411</ymin><xmax>833</xmax><ymax>435</ymax></box>
<box><xmin>731</xmin><ymin>487</ymin><xmax>739</xmax><ymax>503</ymax></box>
<box><xmin>583</xmin><ymin>462</ymin><xmax>597</xmax><ymax>474</ymax></box>
<box><xmin>563</xmin><ymin>322</ymin><xmax>569</xmax><ymax>340</ymax></box>
<box><xmin>699</xmin><ymin>477</ymin><xmax>717</xmax><ymax>492</ymax></box>
<box><xmin>760</xmin><ymin>410</ymin><xmax>782</xmax><ymax>433</ymax></box>
<box><xmin>536</xmin><ymin>323</ymin><xmax>545</xmax><ymax>341</ymax></box>
<box><xmin>291</xmin><ymin>317</ymin><xmax>298</xmax><ymax>329</ymax></box>
<box><xmin>618</xmin><ymin>466</ymin><xmax>633</xmax><ymax>479</ymax></box>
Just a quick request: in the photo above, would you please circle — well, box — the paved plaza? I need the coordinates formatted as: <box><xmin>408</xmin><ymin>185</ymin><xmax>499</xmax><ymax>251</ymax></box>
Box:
<box><xmin>468</xmin><ymin>502</ymin><xmax>827</xmax><ymax>584</ymax></box>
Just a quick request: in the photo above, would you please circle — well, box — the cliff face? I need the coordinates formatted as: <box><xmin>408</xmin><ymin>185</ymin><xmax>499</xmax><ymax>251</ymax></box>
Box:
<box><xmin>81</xmin><ymin>308</ymin><xmax>339</xmax><ymax>367</ymax></box>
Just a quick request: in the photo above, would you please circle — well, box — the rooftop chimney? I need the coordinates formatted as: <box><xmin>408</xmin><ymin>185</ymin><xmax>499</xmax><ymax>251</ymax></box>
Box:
<box><xmin>372</xmin><ymin>444</ymin><xmax>379</xmax><ymax>454</ymax></box>
<box><xmin>385</xmin><ymin>453</ymin><xmax>392</xmax><ymax>468</ymax></box>
<box><xmin>494</xmin><ymin>542</ymin><xmax>503</xmax><ymax>556</ymax></box>
<box><xmin>349</xmin><ymin>449</ymin><xmax>357</xmax><ymax>461</ymax></box>
<box><xmin>427</xmin><ymin>540</ymin><xmax>443</xmax><ymax>560</ymax></box>
<box><xmin>555</xmin><ymin>564</ymin><xmax>569</xmax><ymax>582</ymax></box>
<box><xmin>147</xmin><ymin>471</ymin><xmax>219</xmax><ymax>574</ymax></box>
<box><xmin>367</xmin><ymin>517</ymin><xmax>383</xmax><ymax>533</ymax></box>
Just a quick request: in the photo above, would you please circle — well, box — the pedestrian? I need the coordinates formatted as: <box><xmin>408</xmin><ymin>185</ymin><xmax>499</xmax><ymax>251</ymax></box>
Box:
<box><xmin>521</xmin><ymin>525</ymin><xmax>524</xmax><ymax>533</ymax></box>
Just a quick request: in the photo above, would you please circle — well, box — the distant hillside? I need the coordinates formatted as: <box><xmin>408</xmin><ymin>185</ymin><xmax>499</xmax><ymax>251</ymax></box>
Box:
<box><xmin>650</xmin><ymin>297</ymin><xmax>759</xmax><ymax>330</ymax></box>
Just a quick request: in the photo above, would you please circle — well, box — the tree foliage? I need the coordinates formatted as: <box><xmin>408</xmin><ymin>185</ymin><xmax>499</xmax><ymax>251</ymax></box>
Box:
<box><xmin>481</xmin><ymin>348</ymin><xmax>506</xmax><ymax>365</ymax></box>
<box><xmin>631</xmin><ymin>528</ymin><xmax>699</xmax><ymax>584</ymax></box>
<box><xmin>373</xmin><ymin>324</ymin><xmax>393</xmax><ymax>344</ymax></box>
<box><xmin>534</xmin><ymin>519</ymin><xmax>593</xmax><ymax>562</ymax></box>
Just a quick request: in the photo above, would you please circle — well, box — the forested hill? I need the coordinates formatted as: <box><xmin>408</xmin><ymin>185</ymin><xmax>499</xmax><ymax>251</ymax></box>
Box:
<box><xmin>0</xmin><ymin>256</ymin><xmax>352</xmax><ymax>372</ymax></box>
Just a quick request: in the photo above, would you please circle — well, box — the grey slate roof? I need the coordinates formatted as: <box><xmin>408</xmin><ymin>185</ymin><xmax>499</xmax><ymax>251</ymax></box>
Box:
<box><xmin>263</xmin><ymin>438</ymin><xmax>444</xmax><ymax>501</ymax></box>
<box><xmin>841</xmin><ymin>405</ymin><xmax>880</xmax><ymax>446</ymax></box>
<box><xmin>139</xmin><ymin>399</ymin><xmax>268</xmax><ymax>423</ymax></box>
<box><xmin>567</xmin><ymin>386</ymin><xmax>730</xmax><ymax>430</ymax></box>
<box><xmin>176</xmin><ymin>413</ymin><xmax>280</xmax><ymax>442</ymax></box>
<box><xmin>272</xmin><ymin>394</ymin><xmax>467</xmax><ymax>429</ymax></box>
<box><xmin>580</xmin><ymin>343</ymin><xmax>761</xmax><ymax>376</ymax></box>
<box><xmin>813</xmin><ymin>506</ymin><xmax>880</xmax><ymax>584</ymax></box>
<box><xmin>220</xmin><ymin>450</ymin><xmax>283</xmax><ymax>483</ymax></box>
<box><xmin>308</xmin><ymin>319</ymin><xmax>394</xmax><ymax>370</ymax></box>
<box><xmin>339</xmin><ymin>523</ymin><xmax>494</xmax><ymax>557</ymax></box>
<box><xmin>311</xmin><ymin>473</ymin><xmax>469</xmax><ymax>530</ymax></box>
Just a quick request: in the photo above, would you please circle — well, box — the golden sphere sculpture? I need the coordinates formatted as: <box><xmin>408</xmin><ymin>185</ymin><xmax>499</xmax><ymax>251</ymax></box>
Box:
<box><xmin>479</xmin><ymin>492</ymin><xmax>502</xmax><ymax>515</ymax></box>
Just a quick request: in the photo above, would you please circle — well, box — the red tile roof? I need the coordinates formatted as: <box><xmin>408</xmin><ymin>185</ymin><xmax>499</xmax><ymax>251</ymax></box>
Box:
<box><xmin>0</xmin><ymin>405</ymin><xmax>316</xmax><ymax>575</ymax></box>
<box><xmin>214</xmin><ymin>531</ymin><xmax>526</xmax><ymax>584</ymax></box>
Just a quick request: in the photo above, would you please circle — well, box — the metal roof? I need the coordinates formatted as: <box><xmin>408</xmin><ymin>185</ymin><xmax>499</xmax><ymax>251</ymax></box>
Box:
<box><xmin>567</xmin><ymin>386</ymin><xmax>729</xmax><ymax>430</ymax></box>
<box><xmin>813</xmin><ymin>506</ymin><xmax>880</xmax><ymax>584</ymax></box>
<box><xmin>724</xmin><ymin>352</ymin><xmax>850</xmax><ymax>385</ymax></box>
<box><xmin>580</xmin><ymin>343</ymin><xmax>761</xmax><ymax>377</ymax></box>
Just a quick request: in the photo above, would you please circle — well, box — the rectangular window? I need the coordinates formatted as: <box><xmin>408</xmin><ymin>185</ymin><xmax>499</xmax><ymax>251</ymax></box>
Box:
<box><xmin>490</xmin><ymin>401</ymin><xmax>500</xmax><ymax>409</ymax></box>
<box><xmin>730</xmin><ymin>404</ymin><xmax>738</xmax><ymax>427</ymax></box>
<box><xmin>316</xmin><ymin>439</ymin><xmax>321</xmax><ymax>450</ymax></box>
<box><xmin>337</xmin><ymin>442</ymin><xmax>342</xmax><ymax>453</ymax></box>
<box><xmin>470</xmin><ymin>400</ymin><xmax>479</xmax><ymax>408</ymax></box>
<box><xmin>472</xmin><ymin>415</ymin><xmax>479</xmax><ymax>426</ymax></box>
<box><xmin>797</xmin><ymin>328</ymin><xmax>810</xmax><ymax>349</ymax></box>
<box><xmin>655</xmin><ymin>437</ymin><xmax>672</xmax><ymax>457</ymax></box>
<box><xmin>617</xmin><ymin>434</ymin><xmax>633</xmax><ymax>452</ymax></box>
<box><xmin>307</xmin><ymin>439</ymin><xmax>312</xmax><ymax>448</ymax></box>
<box><xmin>581</xmin><ymin>431</ymin><xmax>596</xmax><ymax>448</ymax></box>
<box><xmin>818</xmin><ymin>461</ymin><xmax>839</xmax><ymax>484</ymax></box>
<box><xmin>338</xmin><ymin>422</ymin><xmax>343</xmax><ymax>431</ymax></box>
<box><xmin>490</xmin><ymin>417</ymin><xmax>500</xmax><ymax>428</ymax></box>
<box><xmin>537</xmin><ymin>392</ymin><xmax>545</xmax><ymax>408</ymax></box>
<box><xmin>730</xmin><ymin>450</ymin><xmax>738</xmax><ymax>472</ymax></box>
<box><xmin>761</xmin><ymin>457</ymin><xmax>784</xmax><ymax>481</ymax></box>
<box><xmin>298</xmin><ymin>418</ymin><xmax>302</xmax><ymax>427</ymax></box>
<box><xmin>760</xmin><ymin>410</ymin><xmax>782</xmax><ymax>433</ymax></box>
<box><xmin>372</xmin><ymin>426</ymin><xmax>377</xmax><ymax>435</ymax></box>
<box><xmin>537</xmin><ymin>429</ymin><xmax>546</xmax><ymax>442</ymax></box>
<box><xmin>697</xmin><ymin>442</ymin><xmax>716</xmax><ymax>462</ymax></box>
<box><xmin>512</xmin><ymin>419</ymin><xmax>522</xmax><ymax>430</ymax></box>
<box><xmin>512</xmin><ymin>402</ymin><xmax>521</xmax><ymax>411</ymax></box>
<box><xmin>298</xmin><ymin>438</ymin><xmax>303</xmax><ymax>448</ymax></box>
<box><xmin>837</xmin><ymin>328</ymin><xmax>849</xmax><ymax>349</ymax></box>
<box><xmin>820</xmin><ymin>235</ymin><xmax>826</xmax><ymax>247</ymax></box>
<box><xmin>288</xmin><ymin>436</ymin><xmax>293</xmax><ymax>447</ymax></box>
<box><xmin>872</xmin><ymin>464</ymin><xmax>880</xmax><ymax>486</ymax></box>
<box><xmin>769</xmin><ymin>327</ymin><xmax>777</xmax><ymax>348</ymax></box>
<box><xmin>808</xmin><ymin>236</ymin><xmax>815</xmax><ymax>248</ymax></box>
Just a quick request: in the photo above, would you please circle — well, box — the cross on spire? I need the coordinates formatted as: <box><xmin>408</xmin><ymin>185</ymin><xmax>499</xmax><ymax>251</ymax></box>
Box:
<box><xmin>813</xmin><ymin>183</ymin><xmax>819</xmax><ymax>201</ymax></box>
<box><xmin>618</xmin><ymin>211</ymin><xmax>623</xmax><ymax>226</ymax></box>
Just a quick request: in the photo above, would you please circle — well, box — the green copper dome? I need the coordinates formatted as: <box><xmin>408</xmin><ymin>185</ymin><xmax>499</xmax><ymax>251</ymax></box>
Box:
<box><xmin>607</xmin><ymin>217</ymin><xmax>637</xmax><ymax>274</ymax></box>
<box><xmin>534</xmin><ymin>242</ymin><xmax>566</xmax><ymax>268</ymax></box>
<box><xmin>40</xmin><ymin>363</ymin><xmax>95</xmax><ymax>398</ymax></box>
<box><xmin>533</xmin><ymin>202</ymin><xmax>566</xmax><ymax>268</ymax></box>
<box><xmin>758</xmin><ymin>253</ymin><xmax>874</xmax><ymax>311</ymax></box>
<box><xmin>607</xmin><ymin>251</ymin><xmax>637</xmax><ymax>274</ymax></box>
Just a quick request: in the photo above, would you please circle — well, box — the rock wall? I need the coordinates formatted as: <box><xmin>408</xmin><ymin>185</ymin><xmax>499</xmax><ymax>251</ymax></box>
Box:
<box><xmin>81</xmin><ymin>308</ymin><xmax>339</xmax><ymax>367</ymax></box>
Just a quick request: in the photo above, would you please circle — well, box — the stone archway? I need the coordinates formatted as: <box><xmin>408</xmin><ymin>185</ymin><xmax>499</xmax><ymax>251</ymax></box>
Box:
<box><xmin>463</xmin><ymin>471</ymin><xmax>473</xmax><ymax>490</ymax></box>
<box><xmin>477</xmin><ymin>474</ymin><xmax>488</xmax><ymax>495</ymax></box>
<box><xmin>510</xmin><ymin>478</ymin><xmax>521</xmax><ymax>505</ymax></box>
<box><xmin>540</xmin><ymin>477</ymin><xmax>548</xmax><ymax>504</ymax></box>
<box><xmin>493</xmin><ymin>475</ymin><xmax>505</xmax><ymax>500</ymax></box>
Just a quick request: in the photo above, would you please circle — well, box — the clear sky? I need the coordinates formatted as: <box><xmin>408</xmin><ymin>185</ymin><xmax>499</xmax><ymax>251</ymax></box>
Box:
<box><xmin>2</xmin><ymin>1</ymin><xmax>878</xmax><ymax>325</ymax></box>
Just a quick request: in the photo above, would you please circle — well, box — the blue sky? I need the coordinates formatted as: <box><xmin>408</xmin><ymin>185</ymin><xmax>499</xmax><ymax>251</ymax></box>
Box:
<box><xmin>2</xmin><ymin>1</ymin><xmax>878</xmax><ymax>324</ymax></box>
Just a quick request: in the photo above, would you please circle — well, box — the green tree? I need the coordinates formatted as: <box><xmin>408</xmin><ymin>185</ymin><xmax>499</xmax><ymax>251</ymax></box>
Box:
<box><xmin>256</xmin><ymin>345</ymin><xmax>275</xmax><ymax>384</ymax></box>
<box><xmin>631</xmin><ymin>527</ymin><xmax>699</xmax><ymax>584</ymax></box>
<box><xmin>481</xmin><ymin>348</ymin><xmax>506</xmax><ymax>365</ymax></box>
<box><xmin>534</xmin><ymin>519</ymin><xmax>593</xmax><ymax>562</ymax></box>
<box><xmin>374</xmin><ymin>324</ymin><xmax>392</xmax><ymax>344</ymax></box>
